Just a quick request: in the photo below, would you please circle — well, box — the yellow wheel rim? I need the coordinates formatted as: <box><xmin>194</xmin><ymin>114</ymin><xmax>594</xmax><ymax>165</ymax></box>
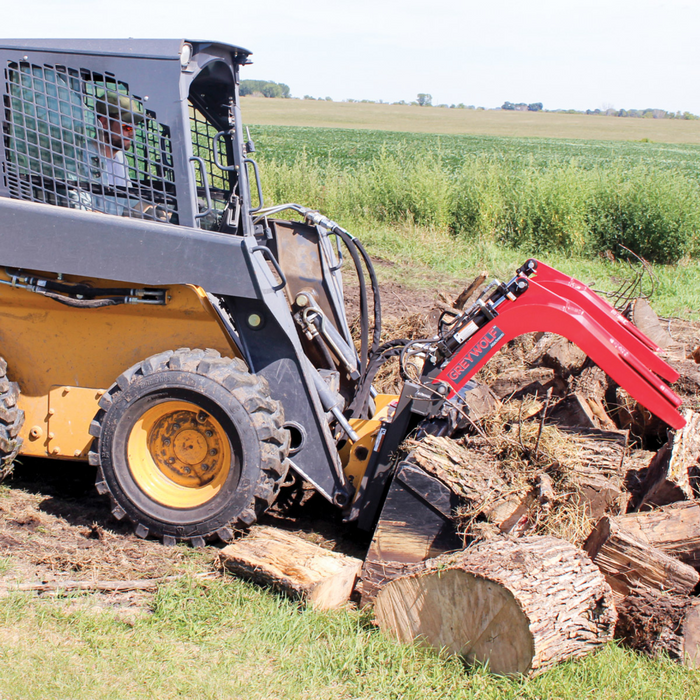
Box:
<box><xmin>127</xmin><ymin>400</ymin><xmax>233</xmax><ymax>508</ymax></box>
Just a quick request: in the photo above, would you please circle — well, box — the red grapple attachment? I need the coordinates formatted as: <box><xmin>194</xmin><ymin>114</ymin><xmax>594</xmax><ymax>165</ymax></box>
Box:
<box><xmin>435</xmin><ymin>260</ymin><xmax>686</xmax><ymax>430</ymax></box>
<box><xmin>519</xmin><ymin>259</ymin><xmax>679</xmax><ymax>384</ymax></box>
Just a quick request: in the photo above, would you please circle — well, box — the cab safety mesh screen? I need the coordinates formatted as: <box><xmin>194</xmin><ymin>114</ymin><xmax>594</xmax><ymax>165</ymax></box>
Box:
<box><xmin>189</xmin><ymin>103</ymin><xmax>235</xmax><ymax>230</ymax></box>
<box><xmin>2</xmin><ymin>61</ymin><xmax>178</xmax><ymax>223</ymax></box>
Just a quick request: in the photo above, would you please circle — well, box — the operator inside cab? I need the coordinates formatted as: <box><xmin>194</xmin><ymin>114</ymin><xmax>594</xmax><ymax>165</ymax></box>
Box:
<box><xmin>87</xmin><ymin>89</ymin><xmax>169</xmax><ymax>222</ymax></box>
<box><xmin>95</xmin><ymin>90</ymin><xmax>141</xmax><ymax>190</ymax></box>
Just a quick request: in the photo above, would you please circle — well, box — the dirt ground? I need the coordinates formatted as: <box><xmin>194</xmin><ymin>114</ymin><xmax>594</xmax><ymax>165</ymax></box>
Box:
<box><xmin>0</xmin><ymin>277</ymin><xmax>697</xmax><ymax>608</ymax></box>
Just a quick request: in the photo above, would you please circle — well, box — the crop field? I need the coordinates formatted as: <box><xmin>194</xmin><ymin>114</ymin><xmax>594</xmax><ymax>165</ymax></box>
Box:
<box><xmin>239</xmin><ymin>104</ymin><xmax>700</xmax><ymax>317</ymax></box>
<box><xmin>240</xmin><ymin>96</ymin><xmax>700</xmax><ymax>145</ymax></box>
<box><xmin>246</xmin><ymin>123</ymin><xmax>700</xmax><ymax>179</ymax></box>
<box><xmin>245</xmin><ymin>125</ymin><xmax>700</xmax><ymax>267</ymax></box>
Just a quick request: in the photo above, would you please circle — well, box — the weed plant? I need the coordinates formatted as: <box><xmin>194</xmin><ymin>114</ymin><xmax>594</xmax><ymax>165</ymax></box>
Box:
<box><xmin>259</xmin><ymin>151</ymin><xmax>700</xmax><ymax>264</ymax></box>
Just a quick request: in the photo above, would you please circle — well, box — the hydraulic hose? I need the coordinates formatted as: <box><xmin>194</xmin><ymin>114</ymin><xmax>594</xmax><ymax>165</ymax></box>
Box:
<box><xmin>348</xmin><ymin>235</ymin><xmax>382</xmax><ymax>359</ymax></box>
<box><xmin>348</xmin><ymin>338</ymin><xmax>408</xmax><ymax>419</ymax></box>
<box><xmin>333</xmin><ymin>227</ymin><xmax>369</xmax><ymax>375</ymax></box>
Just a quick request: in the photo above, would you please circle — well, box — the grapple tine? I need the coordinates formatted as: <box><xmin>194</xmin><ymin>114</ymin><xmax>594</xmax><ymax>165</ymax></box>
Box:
<box><xmin>435</xmin><ymin>279</ymin><xmax>686</xmax><ymax>430</ymax></box>
<box><xmin>523</xmin><ymin>260</ymin><xmax>679</xmax><ymax>384</ymax></box>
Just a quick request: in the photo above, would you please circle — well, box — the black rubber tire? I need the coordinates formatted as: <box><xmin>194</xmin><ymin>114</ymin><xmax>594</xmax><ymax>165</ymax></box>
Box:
<box><xmin>89</xmin><ymin>348</ymin><xmax>290</xmax><ymax>545</ymax></box>
<box><xmin>0</xmin><ymin>357</ymin><xmax>23</xmax><ymax>480</ymax></box>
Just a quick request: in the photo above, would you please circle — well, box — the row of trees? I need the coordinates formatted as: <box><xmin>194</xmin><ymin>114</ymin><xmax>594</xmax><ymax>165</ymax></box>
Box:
<box><xmin>240</xmin><ymin>80</ymin><xmax>290</xmax><ymax>99</ymax></box>
<box><xmin>581</xmin><ymin>108</ymin><xmax>699</xmax><ymax>120</ymax></box>
<box><xmin>502</xmin><ymin>101</ymin><xmax>543</xmax><ymax>111</ymax></box>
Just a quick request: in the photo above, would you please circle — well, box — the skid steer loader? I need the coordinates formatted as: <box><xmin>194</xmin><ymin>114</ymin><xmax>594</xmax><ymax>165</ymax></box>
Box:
<box><xmin>0</xmin><ymin>40</ymin><xmax>686</xmax><ymax>564</ymax></box>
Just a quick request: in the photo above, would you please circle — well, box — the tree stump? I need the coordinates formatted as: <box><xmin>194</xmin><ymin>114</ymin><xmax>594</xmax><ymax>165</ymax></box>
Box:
<box><xmin>616</xmin><ymin>588</ymin><xmax>700</xmax><ymax>668</ymax></box>
<box><xmin>374</xmin><ymin>536</ymin><xmax>616</xmax><ymax>677</ymax></box>
<box><xmin>584</xmin><ymin>516</ymin><xmax>700</xmax><ymax>600</ymax></box>
<box><xmin>218</xmin><ymin>526</ymin><xmax>362</xmax><ymax>610</ymax></box>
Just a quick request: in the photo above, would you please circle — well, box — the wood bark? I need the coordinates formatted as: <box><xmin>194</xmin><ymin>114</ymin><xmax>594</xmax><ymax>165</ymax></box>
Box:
<box><xmin>534</xmin><ymin>337</ymin><xmax>587</xmax><ymax>378</ymax></box>
<box><xmin>638</xmin><ymin>409</ymin><xmax>700</xmax><ymax>508</ymax></box>
<box><xmin>489</xmin><ymin>367</ymin><xmax>565</xmax><ymax>401</ymax></box>
<box><xmin>555</xmin><ymin>427</ymin><xmax>629</xmax><ymax>518</ymax></box>
<box><xmin>584</xmin><ymin>516</ymin><xmax>700</xmax><ymax>600</ymax></box>
<box><xmin>607</xmin><ymin>501</ymin><xmax>700</xmax><ymax>570</ymax></box>
<box><xmin>406</xmin><ymin>435</ymin><xmax>532</xmax><ymax>534</ymax></box>
<box><xmin>616</xmin><ymin>588</ymin><xmax>700</xmax><ymax>668</ymax></box>
<box><xmin>218</xmin><ymin>526</ymin><xmax>362</xmax><ymax>610</ymax></box>
<box><xmin>459</xmin><ymin>382</ymin><xmax>501</xmax><ymax>423</ymax></box>
<box><xmin>374</xmin><ymin>536</ymin><xmax>617</xmax><ymax>677</ymax></box>
<box><xmin>549</xmin><ymin>366</ymin><xmax>616</xmax><ymax>431</ymax></box>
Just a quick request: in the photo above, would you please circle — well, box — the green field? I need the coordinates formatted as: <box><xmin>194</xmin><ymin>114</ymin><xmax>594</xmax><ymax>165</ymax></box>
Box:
<box><xmin>240</xmin><ymin>102</ymin><xmax>700</xmax><ymax>316</ymax></box>
<box><xmin>246</xmin><ymin>124</ymin><xmax>700</xmax><ymax>180</ymax></box>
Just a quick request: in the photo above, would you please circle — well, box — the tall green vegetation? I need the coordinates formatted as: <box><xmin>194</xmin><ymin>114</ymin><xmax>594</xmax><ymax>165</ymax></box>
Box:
<box><xmin>258</xmin><ymin>151</ymin><xmax>700</xmax><ymax>264</ymax></box>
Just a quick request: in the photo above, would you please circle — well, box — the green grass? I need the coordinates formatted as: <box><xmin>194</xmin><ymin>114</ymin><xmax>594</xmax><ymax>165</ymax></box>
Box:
<box><xmin>346</xmin><ymin>221</ymin><xmax>700</xmax><ymax>318</ymax></box>
<box><xmin>257</xmin><ymin>149</ymin><xmax>700</xmax><ymax>265</ymax></box>
<box><xmin>0</xmin><ymin>576</ymin><xmax>698</xmax><ymax>700</ymax></box>
<box><xmin>244</xmin><ymin>124</ymin><xmax>700</xmax><ymax>266</ymax></box>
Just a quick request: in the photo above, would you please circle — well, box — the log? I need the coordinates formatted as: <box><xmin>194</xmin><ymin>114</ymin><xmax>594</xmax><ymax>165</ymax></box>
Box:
<box><xmin>549</xmin><ymin>366</ymin><xmax>617</xmax><ymax>431</ymax></box>
<box><xmin>407</xmin><ymin>435</ymin><xmax>533</xmax><ymax>534</ymax></box>
<box><xmin>623</xmin><ymin>448</ymin><xmax>656</xmax><ymax>507</ymax></box>
<box><xmin>638</xmin><ymin>409</ymin><xmax>700</xmax><ymax>508</ymax></box>
<box><xmin>459</xmin><ymin>381</ymin><xmax>501</xmax><ymax>423</ymax></box>
<box><xmin>555</xmin><ymin>427</ymin><xmax>629</xmax><ymax>519</ymax></box>
<box><xmin>607</xmin><ymin>501</ymin><xmax>700</xmax><ymax>570</ymax></box>
<box><xmin>612</xmin><ymin>387</ymin><xmax>666</xmax><ymax>445</ymax></box>
<box><xmin>453</xmin><ymin>271</ymin><xmax>489</xmax><ymax>310</ymax></box>
<box><xmin>218</xmin><ymin>526</ymin><xmax>362</xmax><ymax>610</ymax></box>
<box><xmin>374</xmin><ymin>536</ymin><xmax>617</xmax><ymax>677</ymax></box>
<box><xmin>584</xmin><ymin>516</ymin><xmax>700</xmax><ymax>599</ymax></box>
<box><xmin>616</xmin><ymin>588</ymin><xmax>700</xmax><ymax>668</ymax></box>
<box><xmin>532</xmin><ymin>337</ymin><xmax>587</xmax><ymax>378</ymax></box>
<box><xmin>489</xmin><ymin>366</ymin><xmax>566</xmax><ymax>401</ymax></box>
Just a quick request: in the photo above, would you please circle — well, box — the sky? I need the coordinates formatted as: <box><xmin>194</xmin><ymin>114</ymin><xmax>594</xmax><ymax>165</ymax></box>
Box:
<box><xmin>2</xmin><ymin>0</ymin><xmax>699</xmax><ymax>113</ymax></box>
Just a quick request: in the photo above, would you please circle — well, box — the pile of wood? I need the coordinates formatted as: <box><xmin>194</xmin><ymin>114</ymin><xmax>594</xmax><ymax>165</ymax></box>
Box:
<box><xmin>370</xmin><ymin>303</ymin><xmax>700</xmax><ymax>675</ymax></box>
<box><xmin>218</xmin><ymin>300</ymin><xmax>699</xmax><ymax>678</ymax></box>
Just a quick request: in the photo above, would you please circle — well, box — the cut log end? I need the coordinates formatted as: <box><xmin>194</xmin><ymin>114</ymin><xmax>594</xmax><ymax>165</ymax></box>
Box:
<box><xmin>374</xmin><ymin>536</ymin><xmax>616</xmax><ymax>677</ymax></box>
<box><xmin>376</xmin><ymin>568</ymin><xmax>536</xmax><ymax>676</ymax></box>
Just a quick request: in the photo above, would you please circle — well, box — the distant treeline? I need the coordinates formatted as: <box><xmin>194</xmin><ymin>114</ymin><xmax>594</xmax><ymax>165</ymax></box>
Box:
<box><xmin>240</xmin><ymin>80</ymin><xmax>290</xmax><ymax>99</ymax></box>
<box><xmin>551</xmin><ymin>107</ymin><xmax>698</xmax><ymax>120</ymax></box>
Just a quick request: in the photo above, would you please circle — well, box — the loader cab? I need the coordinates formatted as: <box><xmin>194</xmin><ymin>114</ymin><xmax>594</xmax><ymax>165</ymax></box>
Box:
<box><xmin>0</xmin><ymin>39</ymin><xmax>253</xmax><ymax>233</ymax></box>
